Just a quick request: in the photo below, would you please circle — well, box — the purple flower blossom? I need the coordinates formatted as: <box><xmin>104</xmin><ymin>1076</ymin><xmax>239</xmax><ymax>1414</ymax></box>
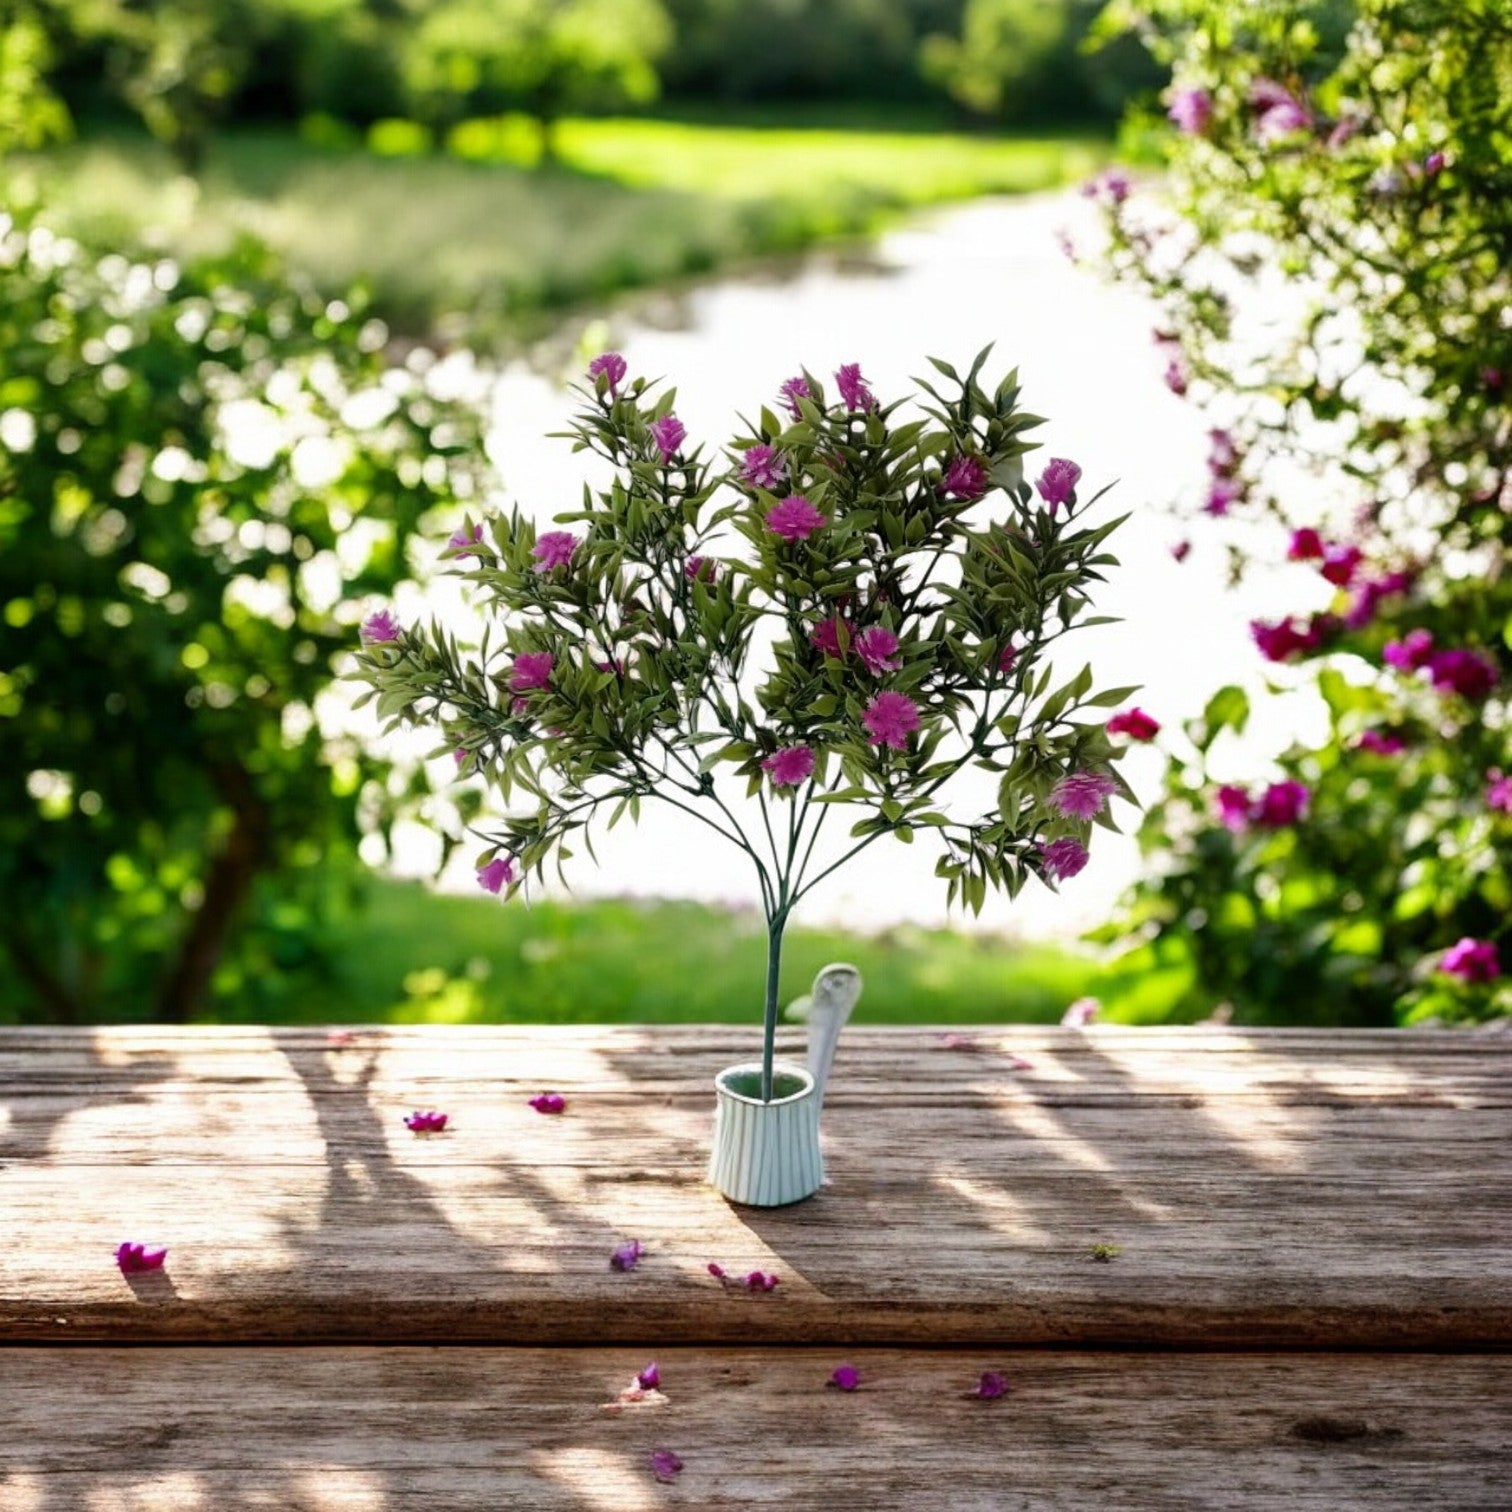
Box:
<box><xmin>766</xmin><ymin>494</ymin><xmax>827</xmax><ymax>542</ymax></box>
<box><xmin>637</xmin><ymin>1362</ymin><xmax>661</xmax><ymax>1391</ymax></box>
<box><xmin>1356</xmin><ymin>730</ymin><xmax>1406</xmax><ymax>756</ymax></box>
<box><xmin>1287</xmin><ymin>528</ymin><xmax>1324</xmax><ymax>561</ymax></box>
<box><xmin>828</xmin><ymin>1365</ymin><xmax>861</xmax><ymax>1392</ymax></box>
<box><xmin>997</xmin><ymin>645</ymin><xmax>1018</xmax><ymax>674</ymax></box>
<box><xmin>509</xmin><ymin>652</ymin><xmax>554</xmax><ymax>692</ymax></box>
<box><xmin>779</xmin><ymin>375</ymin><xmax>812</xmax><ymax>419</ymax></box>
<box><xmin>360</xmin><ymin>609</ymin><xmax>401</xmax><ymax>644</ymax></box>
<box><xmin>854</xmin><ymin>626</ymin><xmax>902</xmax><ymax>676</ymax></box>
<box><xmin>1423</xmin><ymin>150</ymin><xmax>1447</xmax><ymax>178</ymax></box>
<box><xmin>1061</xmin><ymin>997</ymin><xmax>1101</xmax><ymax>1028</ymax></box>
<box><xmin>1171</xmin><ymin>539</ymin><xmax>1191</xmax><ymax>563</ymax></box>
<box><xmin>1439</xmin><ymin>938</ymin><xmax>1500</xmax><ymax>984</ymax></box>
<box><xmin>762</xmin><ymin>745</ymin><xmax>816</xmax><ymax>788</ymax></box>
<box><xmin>862</xmin><ymin>691</ymin><xmax>921</xmax><ymax>750</ymax></box>
<box><xmin>1208</xmin><ymin>428</ymin><xmax>1239</xmax><ymax>474</ymax></box>
<box><xmin>588</xmin><ymin>351</ymin><xmax>627</xmax><ymax>397</ymax></box>
<box><xmin>649</xmin><ymin>415</ymin><xmax>686</xmax><ymax>462</ymax></box>
<box><xmin>116</xmin><ymin>1242</ymin><xmax>168</xmax><ymax>1274</ymax></box>
<box><xmin>1164</xmin><ymin>359</ymin><xmax>1189</xmax><ymax>396</ymax></box>
<box><xmin>1251</xmin><ymin>617</ymin><xmax>1310</xmax><ymax>662</ymax></box>
<box><xmin>1486</xmin><ymin>771</ymin><xmax>1512</xmax><ymax>814</ymax></box>
<box><xmin>706</xmin><ymin>1262</ymin><xmax>726</xmax><ymax>1281</ymax></box>
<box><xmin>1040</xmin><ymin>837</ymin><xmax>1089</xmax><ymax>882</ymax></box>
<box><xmin>1383</xmin><ymin>628</ymin><xmax>1435</xmax><ymax>673</ymax></box>
<box><xmin>1251</xmin><ymin>80</ymin><xmax>1313</xmax><ymax>142</ymax></box>
<box><xmin>1254</xmin><ymin>780</ymin><xmax>1309</xmax><ymax>827</ymax></box>
<box><xmin>530</xmin><ymin>1093</ymin><xmax>568</xmax><ymax>1115</ymax></box>
<box><xmin>1035</xmin><ymin>457</ymin><xmax>1082</xmax><ymax>510</ymax></box>
<box><xmin>968</xmin><ymin>1371</ymin><xmax>1010</xmax><ymax>1401</ymax></box>
<box><xmin>1216</xmin><ymin>784</ymin><xmax>1252</xmax><ymax>832</ymax></box>
<box><xmin>1168</xmin><ymin>86</ymin><xmax>1214</xmax><ymax>135</ymax></box>
<box><xmin>743</xmin><ymin>1270</ymin><xmax>780</xmax><ymax>1292</ymax></box>
<box><xmin>1204</xmin><ymin>476</ymin><xmax>1243</xmax><ymax>516</ymax></box>
<box><xmin>610</xmin><ymin>1239</ymin><xmax>645</xmax><ymax>1271</ymax></box>
<box><xmin>1082</xmin><ymin>170</ymin><xmax>1131</xmax><ymax>204</ymax></box>
<box><xmin>648</xmin><ymin>1449</ymin><xmax>684</xmax><ymax>1484</ymax></box>
<box><xmin>835</xmin><ymin>362</ymin><xmax>874</xmax><ymax>412</ymax></box>
<box><xmin>532</xmin><ymin>531</ymin><xmax>578</xmax><ymax>572</ymax></box>
<box><xmin>1106</xmin><ymin>708</ymin><xmax>1159</xmax><ymax>741</ymax></box>
<box><xmin>940</xmin><ymin>455</ymin><xmax>990</xmax><ymax>501</ymax></box>
<box><xmin>1428</xmin><ymin>648</ymin><xmax>1498</xmax><ymax>700</ymax></box>
<box><xmin>478</xmin><ymin>857</ymin><xmax>515</xmax><ymax>894</ymax></box>
<box><xmin>740</xmin><ymin>444</ymin><xmax>787</xmax><ymax>490</ymax></box>
<box><xmin>683</xmin><ymin>555</ymin><xmax>718</xmax><ymax>584</ymax></box>
<box><xmin>404</xmin><ymin>1110</ymin><xmax>449</xmax><ymax>1133</ymax></box>
<box><xmin>448</xmin><ymin>524</ymin><xmax>484</xmax><ymax>557</ymax></box>
<box><xmin>1051</xmin><ymin>772</ymin><xmax>1118</xmax><ymax>820</ymax></box>
<box><xmin>1320</xmin><ymin>544</ymin><xmax>1363</xmax><ymax>587</ymax></box>
<box><xmin>810</xmin><ymin>614</ymin><xmax>853</xmax><ymax>658</ymax></box>
<box><xmin>1484</xmin><ymin>368</ymin><xmax>1506</xmax><ymax>393</ymax></box>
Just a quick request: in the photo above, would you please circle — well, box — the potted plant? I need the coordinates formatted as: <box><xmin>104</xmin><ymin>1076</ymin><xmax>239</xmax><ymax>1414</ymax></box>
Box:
<box><xmin>353</xmin><ymin>349</ymin><xmax>1132</xmax><ymax>1205</ymax></box>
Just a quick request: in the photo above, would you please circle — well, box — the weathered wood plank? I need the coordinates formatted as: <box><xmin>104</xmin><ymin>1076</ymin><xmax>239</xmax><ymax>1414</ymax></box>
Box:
<box><xmin>1</xmin><ymin>1348</ymin><xmax>1507</xmax><ymax>1510</ymax></box>
<box><xmin>2</xmin><ymin>1027</ymin><xmax>1508</xmax><ymax>1346</ymax></box>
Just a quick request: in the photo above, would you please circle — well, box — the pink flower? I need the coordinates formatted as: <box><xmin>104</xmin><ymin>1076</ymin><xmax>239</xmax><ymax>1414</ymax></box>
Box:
<box><xmin>1204</xmin><ymin>477</ymin><xmax>1243</xmax><ymax>516</ymax></box>
<box><xmin>1035</xmin><ymin>457</ymin><xmax>1082</xmax><ymax>510</ymax></box>
<box><xmin>779</xmin><ymin>375</ymin><xmax>812</xmax><ymax>418</ymax></box>
<box><xmin>683</xmin><ymin>554</ymin><xmax>718</xmax><ymax>584</ymax></box>
<box><xmin>1051</xmin><ymin>772</ymin><xmax>1118</xmax><ymax>820</ymax></box>
<box><xmin>1040</xmin><ymin>837</ymin><xmax>1089</xmax><ymax>882</ymax></box>
<box><xmin>941</xmin><ymin>455</ymin><xmax>990</xmax><ymax>501</ymax></box>
<box><xmin>1356</xmin><ymin>730</ymin><xmax>1406</xmax><ymax>756</ymax></box>
<box><xmin>828</xmin><ymin>1365</ymin><xmax>861</xmax><ymax>1392</ymax></box>
<box><xmin>593</xmin><ymin>655</ymin><xmax>624</xmax><ymax>674</ymax></box>
<box><xmin>1288</xmin><ymin>528</ymin><xmax>1325</xmax><ymax>561</ymax></box>
<box><xmin>360</xmin><ymin>609</ymin><xmax>401</xmax><ymax>644</ymax></box>
<box><xmin>1168</xmin><ymin>86</ymin><xmax>1214</xmax><ymax>135</ymax></box>
<box><xmin>1061</xmin><ymin>997</ymin><xmax>1100</xmax><ymax>1027</ymax></box>
<box><xmin>1251</xmin><ymin>617</ymin><xmax>1310</xmax><ymax>662</ymax></box>
<box><xmin>997</xmin><ymin>645</ymin><xmax>1018</xmax><ymax>674</ymax></box>
<box><xmin>530</xmin><ymin>1093</ymin><xmax>567</xmax><ymax>1115</ymax></box>
<box><xmin>862</xmin><ymin>691</ymin><xmax>921</xmax><ymax>750</ymax></box>
<box><xmin>968</xmin><ymin>1371</ymin><xmax>1010</xmax><ymax>1401</ymax></box>
<box><xmin>740</xmin><ymin>444</ymin><xmax>786</xmax><ymax>489</ymax></box>
<box><xmin>1423</xmin><ymin>150</ymin><xmax>1447</xmax><ymax>178</ymax></box>
<box><xmin>854</xmin><ymin>626</ymin><xmax>902</xmax><ymax>676</ymax></box>
<box><xmin>1106</xmin><ymin>707</ymin><xmax>1160</xmax><ymax>741</ymax></box>
<box><xmin>478</xmin><ymin>857</ymin><xmax>515</xmax><ymax>894</ymax></box>
<box><xmin>509</xmin><ymin>652</ymin><xmax>554</xmax><ymax>692</ymax></box>
<box><xmin>1254</xmin><ymin>780</ymin><xmax>1309</xmax><ymax>827</ymax></box>
<box><xmin>588</xmin><ymin>351</ymin><xmax>627</xmax><ymax>396</ymax></box>
<box><xmin>1171</xmin><ymin>539</ymin><xmax>1191</xmax><ymax>563</ymax></box>
<box><xmin>1484</xmin><ymin>368</ymin><xmax>1506</xmax><ymax>393</ymax></box>
<box><xmin>1164</xmin><ymin>359</ymin><xmax>1189</xmax><ymax>396</ymax></box>
<box><xmin>1208</xmin><ymin>428</ymin><xmax>1239</xmax><ymax>473</ymax></box>
<box><xmin>762</xmin><ymin>745</ymin><xmax>817</xmax><ymax>788</ymax></box>
<box><xmin>648</xmin><ymin>1449</ymin><xmax>684</xmax><ymax>1484</ymax></box>
<box><xmin>448</xmin><ymin>524</ymin><xmax>485</xmax><ymax>557</ymax></box>
<box><xmin>1320</xmin><ymin>544</ymin><xmax>1363</xmax><ymax>587</ymax></box>
<box><xmin>706</xmin><ymin>1262</ymin><xmax>726</xmax><ymax>1281</ymax></box>
<box><xmin>404</xmin><ymin>1110</ymin><xmax>449</xmax><ymax>1133</ymax></box>
<box><xmin>766</xmin><ymin>494</ymin><xmax>827</xmax><ymax>542</ymax></box>
<box><xmin>1486</xmin><ymin>771</ymin><xmax>1512</xmax><ymax>814</ymax></box>
<box><xmin>649</xmin><ymin>415</ymin><xmax>686</xmax><ymax>462</ymax></box>
<box><xmin>1216</xmin><ymin>785</ymin><xmax>1252</xmax><ymax>832</ymax></box>
<box><xmin>1251</xmin><ymin>80</ymin><xmax>1313</xmax><ymax>142</ymax></box>
<box><xmin>610</xmin><ymin>1239</ymin><xmax>645</xmax><ymax>1271</ymax></box>
<box><xmin>743</xmin><ymin>1270</ymin><xmax>780</xmax><ymax>1291</ymax></box>
<box><xmin>637</xmin><ymin>1362</ymin><xmax>661</xmax><ymax>1391</ymax></box>
<box><xmin>1082</xmin><ymin>170</ymin><xmax>1131</xmax><ymax>204</ymax></box>
<box><xmin>810</xmin><ymin>614</ymin><xmax>853</xmax><ymax>658</ymax></box>
<box><xmin>1383</xmin><ymin>628</ymin><xmax>1435</xmax><ymax>672</ymax></box>
<box><xmin>1438</xmin><ymin>938</ymin><xmax>1500</xmax><ymax>984</ymax></box>
<box><xmin>116</xmin><ymin>1242</ymin><xmax>168</xmax><ymax>1274</ymax></box>
<box><xmin>532</xmin><ymin>531</ymin><xmax>579</xmax><ymax>572</ymax></box>
<box><xmin>1428</xmin><ymin>648</ymin><xmax>1498</xmax><ymax>700</ymax></box>
<box><xmin>835</xmin><ymin>362</ymin><xmax>874</xmax><ymax>411</ymax></box>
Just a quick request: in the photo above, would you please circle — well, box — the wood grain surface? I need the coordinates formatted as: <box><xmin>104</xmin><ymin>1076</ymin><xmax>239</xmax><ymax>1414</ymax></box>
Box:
<box><xmin>3</xmin><ymin>1026</ymin><xmax>1508</xmax><ymax>1347</ymax></box>
<box><xmin>2</xmin><ymin>1347</ymin><xmax>1508</xmax><ymax>1511</ymax></box>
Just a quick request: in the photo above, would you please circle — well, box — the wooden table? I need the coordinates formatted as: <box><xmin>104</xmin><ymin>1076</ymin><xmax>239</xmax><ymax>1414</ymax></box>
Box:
<box><xmin>2</xmin><ymin>1025</ymin><xmax>1509</xmax><ymax>1508</ymax></box>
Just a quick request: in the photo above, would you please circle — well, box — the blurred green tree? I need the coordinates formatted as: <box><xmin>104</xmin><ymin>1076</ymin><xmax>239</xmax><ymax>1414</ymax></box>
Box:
<box><xmin>0</xmin><ymin>2</ymin><xmax>72</xmax><ymax>152</ymax></box>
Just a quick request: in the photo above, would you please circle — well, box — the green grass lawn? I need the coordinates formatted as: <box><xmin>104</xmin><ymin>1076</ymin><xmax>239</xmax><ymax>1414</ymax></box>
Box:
<box><xmin>18</xmin><ymin>117</ymin><xmax>1106</xmax><ymax>341</ymax></box>
<box><xmin>205</xmin><ymin>879</ymin><xmax>1191</xmax><ymax>1028</ymax></box>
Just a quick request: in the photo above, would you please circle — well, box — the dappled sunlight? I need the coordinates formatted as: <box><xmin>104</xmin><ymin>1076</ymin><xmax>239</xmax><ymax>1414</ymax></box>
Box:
<box><xmin>289</xmin><ymin>1468</ymin><xmax>391</xmax><ymax>1510</ymax></box>
<box><xmin>0</xmin><ymin>1473</ymin><xmax>45</xmax><ymax>1512</ymax></box>
<box><xmin>85</xmin><ymin>1477</ymin><xmax>207</xmax><ymax>1512</ymax></box>
<box><xmin>531</xmin><ymin>1449</ymin><xmax>656</xmax><ymax>1511</ymax></box>
<box><xmin>935</xmin><ymin>1172</ymin><xmax>1054</xmax><ymax>1244</ymax></box>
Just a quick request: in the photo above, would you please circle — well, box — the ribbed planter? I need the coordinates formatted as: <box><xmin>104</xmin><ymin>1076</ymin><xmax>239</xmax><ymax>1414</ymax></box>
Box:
<box><xmin>707</xmin><ymin>1062</ymin><xmax>823</xmax><ymax>1207</ymax></box>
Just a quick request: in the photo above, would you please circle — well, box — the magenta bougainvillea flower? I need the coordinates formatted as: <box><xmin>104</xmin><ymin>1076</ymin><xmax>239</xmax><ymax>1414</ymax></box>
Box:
<box><xmin>828</xmin><ymin>1364</ymin><xmax>861</xmax><ymax>1392</ymax></box>
<box><xmin>404</xmin><ymin>1110</ymin><xmax>449</xmax><ymax>1133</ymax></box>
<box><xmin>1346</xmin><ymin>570</ymin><xmax>1415</xmax><ymax>630</ymax></box>
<box><xmin>610</xmin><ymin>1239</ymin><xmax>645</xmax><ymax>1271</ymax></box>
<box><xmin>811</xmin><ymin>615</ymin><xmax>853</xmax><ymax>659</ymax></box>
<box><xmin>530</xmin><ymin>1093</ymin><xmax>567</xmax><ymax>1115</ymax></box>
<box><xmin>834</xmin><ymin>362</ymin><xmax>874</xmax><ymax>412</ymax></box>
<box><xmin>1287</xmin><ymin>528</ymin><xmax>1324</xmax><ymax>561</ymax></box>
<box><xmin>862</xmin><ymin>691</ymin><xmax>921</xmax><ymax>750</ymax></box>
<box><xmin>940</xmin><ymin>455</ymin><xmax>990</xmax><ymax>501</ymax></box>
<box><xmin>1383</xmin><ymin>628</ymin><xmax>1435</xmax><ymax>672</ymax></box>
<box><xmin>1428</xmin><ymin>648</ymin><xmax>1498</xmax><ymax>700</ymax></box>
<box><xmin>649</xmin><ymin>415</ymin><xmax>686</xmax><ymax>462</ymax></box>
<box><xmin>1106</xmin><ymin>708</ymin><xmax>1159</xmax><ymax>741</ymax></box>
<box><xmin>1486</xmin><ymin>771</ymin><xmax>1512</xmax><ymax>814</ymax></box>
<box><xmin>448</xmin><ymin>524</ymin><xmax>484</xmax><ymax>556</ymax></box>
<box><xmin>997</xmin><ymin>645</ymin><xmax>1018</xmax><ymax>674</ymax></box>
<box><xmin>1356</xmin><ymin>730</ymin><xmax>1407</xmax><ymax>756</ymax></box>
<box><xmin>740</xmin><ymin>444</ymin><xmax>786</xmax><ymax>490</ymax></box>
<box><xmin>588</xmin><ymin>351</ymin><xmax>627</xmax><ymax>396</ymax></box>
<box><xmin>968</xmin><ymin>1371</ymin><xmax>1010</xmax><ymax>1401</ymax></box>
<box><xmin>766</xmin><ymin>495</ymin><xmax>827</xmax><ymax>542</ymax></box>
<box><xmin>1051</xmin><ymin>772</ymin><xmax>1117</xmax><ymax>821</ymax></box>
<box><xmin>477</xmin><ymin>857</ymin><xmax>515</xmax><ymax>894</ymax></box>
<box><xmin>1035</xmin><ymin>457</ymin><xmax>1082</xmax><ymax>510</ymax></box>
<box><xmin>1216</xmin><ymin>784</ymin><xmax>1252</xmax><ymax>832</ymax></box>
<box><xmin>116</xmin><ymin>1242</ymin><xmax>168</xmax><ymax>1274</ymax></box>
<box><xmin>1061</xmin><ymin>997</ymin><xmax>1100</xmax><ymax>1027</ymax></box>
<box><xmin>1320</xmin><ymin>544</ymin><xmax>1363</xmax><ymax>587</ymax></box>
<box><xmin>854</xmin><ymin>626</ymin><xmax>902</xmax><ymax>676</ymax></box>
<box><xmin>1164</xmin><ymin>359</ymin><xmax>1189</xmax><ymax>396</ymax></box>
<box><xmin>637</xmin><ymin>1362</ymin><xmax>661</xmax><ymax>1390</ymax></box>
<box><xmin>1040</xmin><ymin>837</ymin><xmax>1089</xmax><ymax>882</ymax></box>
<box><xmin>532</xmin><ymin>531</ymin><xmax>579</xmax><ymax>573</ymax></box>
<box><xmin>762</xmin><ymin>745</ymin><xmax>816</xmax><ymax>788</ymax></box>
<box><xmin>360</xmin><ymin>609</ymin><xmax>401</xmax><ymax>644</ymax></box>
<box><xmin>1439</xmin><ymin>938</ymin><xmax>1500</xmax><ymax>983</ymax></box>
<box><xmin>1168</xmin><ymin>86</ymin><xmax>1214</xmax><ymax>135</ymax></box>
<box><xmin>648</xmin><ymin>1450</ymin><xmax>684</xmax><ymax>1484</ymax></box>
<box><xmin>1251</xmin><ymin>617</ymin><xmax>1310</xmax><ymax>662</ymax></box>
<box><xmin>1254</xmin><ymin>780</ymin><xmax>1309</xmax><ymax>827</ymax></box>
<box><xmin>508</xmin><ymin>652</ymin><xmax>554</xmax><ymax>693</ymax></box>
<box><xmin>1422</xmin><ymin>150</ymin><xmax>1447</xmax><ymax>178</ymax></box>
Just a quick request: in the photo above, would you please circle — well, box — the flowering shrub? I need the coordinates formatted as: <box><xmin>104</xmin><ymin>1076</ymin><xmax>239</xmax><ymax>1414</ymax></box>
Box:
<box><xmin>1090</xmin><ymin>0</ymin><xmax>1510</xmax><ymax>1023</ymax></box>
<box><xmin>354</xmin><ymin>351</ymin><xmax>1131</xmax><ymax>1095</ymax></box>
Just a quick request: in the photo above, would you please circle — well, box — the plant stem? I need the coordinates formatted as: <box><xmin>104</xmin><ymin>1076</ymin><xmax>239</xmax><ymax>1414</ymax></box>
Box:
<box><xmin>760</xmin><ymin>908</ymin><xmax>787</xmax><ymax>1103</ymax></box>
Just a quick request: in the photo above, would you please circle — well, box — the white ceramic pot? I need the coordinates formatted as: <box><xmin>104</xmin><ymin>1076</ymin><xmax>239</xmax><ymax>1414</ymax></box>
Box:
<box><xmin>707</xmin><ymin>1061</ymin><xmax>823</xmax><ymax>1207</ymax></box>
